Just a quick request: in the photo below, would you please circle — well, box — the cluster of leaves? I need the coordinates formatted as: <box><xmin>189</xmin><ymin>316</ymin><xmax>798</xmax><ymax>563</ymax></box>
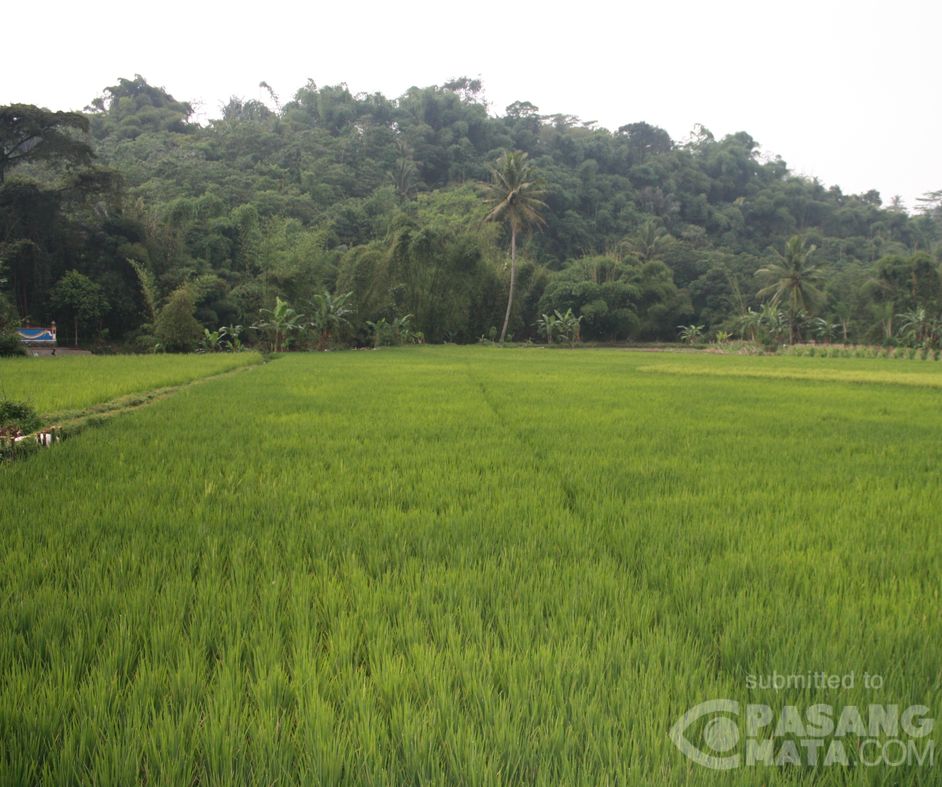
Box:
<box><xmin>0</xmin><ymin>400</ymin><xmax>40</xmax><ymax>435</ymax></box>
<box><xmin>199</xmin><ymin>325</ymin><xmax>243</xmax><ymax>353</ymax></box>
<box><xmin>536</xmin><ymin>309</ymin><xmax>582</xmax><ymax>346</ymax></box>
<box><xmin>1</xmin><ymin>75</ymin><xmax>940</xmax><ymax>350</ymax></box>
<box><xmin>366</xmin><ymin>314</ymin><xmax>421</xmax><ymax>347</ymax></box>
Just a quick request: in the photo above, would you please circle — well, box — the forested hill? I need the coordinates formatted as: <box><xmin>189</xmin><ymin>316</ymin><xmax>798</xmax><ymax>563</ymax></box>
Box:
<box><xmin>2</xmin><ymin>75</ymin><xmax>940</xmax><ymax>350</ymax></box>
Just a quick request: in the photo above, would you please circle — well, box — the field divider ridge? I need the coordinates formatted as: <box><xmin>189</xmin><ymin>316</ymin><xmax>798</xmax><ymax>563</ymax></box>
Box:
<box><xmin>463</xmin><ymin>362</ymin><xmax>583</xmax><ymax>519</ymax></box>
<box><xmin>0</xmin><ymin>356</ymin><xmax>271</xmax><ymax>463</ymax></box>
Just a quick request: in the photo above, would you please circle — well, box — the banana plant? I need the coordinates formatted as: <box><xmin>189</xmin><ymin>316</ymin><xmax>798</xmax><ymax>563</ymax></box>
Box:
<box><xmin>309</xmin><ymin>291</ymin><xmax>353</xmax><ymax>350</ymax></box>
<box><xmin>536</xmin><ymin>312</ymin><xmax>560</xmax><ymax>344</ymax></box>
<box><xmin>677</xmin><ymin>324</ymin><xmax>705</xmax><ymax>345</ymax></box>
<box><xmin>555</xmin><ymin>308</ymin><xmax>582</xmax><ymax>347</ymax></box>
<box><xmin>253</xmin><ymin>297</ymin><xmax>303</xmax><ymax>353</ymax></box>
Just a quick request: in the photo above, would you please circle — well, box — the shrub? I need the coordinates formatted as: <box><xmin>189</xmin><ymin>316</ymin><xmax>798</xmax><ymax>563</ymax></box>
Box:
<box><xmin>130</xmin><ymin>333</ymin><xmax>162</xmax><ymax>354</ymax></box>
<box><xmin>0</xmin><ymin>333</ymin><xmax>25</xmax><ymax>356</ymax></box>
<box><xmin>154</xmin><ymin>288</ymin><xmax>203</xmax><ymax>352</ymax></box>
<box><xmin>0</xmin><ymin>400</ymin><xmax>40</xmax><ymax>435</ymax></box>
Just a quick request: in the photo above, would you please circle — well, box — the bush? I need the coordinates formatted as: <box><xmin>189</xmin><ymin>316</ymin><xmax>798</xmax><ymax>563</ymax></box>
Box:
<box><xmin>154</xmin><ymin>288</ymin><xmax>203</xmax><ymax>352</ymax></box>
<box><xmin>0</xmin><ymin>333</ymin><xmax>25</xmax><ymax>356</ymax></box>
<box><xmin>0</xmin><ymin>400</ymin><xmax>40</xmax><ymax>435</ymax></box>
<box><xmin>129</xmin><ymin>333</ymin><xmax>162</xmax><ymax>354</ymax></box>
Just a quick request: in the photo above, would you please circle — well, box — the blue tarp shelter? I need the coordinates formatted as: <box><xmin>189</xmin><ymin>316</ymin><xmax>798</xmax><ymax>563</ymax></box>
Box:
<box><xmin>17</xmin><ymin>327</ymin><xmax>57</xmax><ymax>346</ymax></box>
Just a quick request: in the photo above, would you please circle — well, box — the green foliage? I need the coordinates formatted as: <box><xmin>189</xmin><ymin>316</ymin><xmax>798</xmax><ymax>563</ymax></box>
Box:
<box><xmin>308</xmin><ymin>290</ymin><xmax>353</xmax><ymax>350</ymax></box>
<box><xmin>0</xmin><ymin>332</ymin><xmax>23</xmax><ymax>356</ymax></box>
<box><xmin>0</xmin><ymin>288</ymin><xmax>23</xmax><ymax>355</ymax></box>
<box><xmin>253</xmin><ymin>296</ymin><xmax>303</xmax><ymax>352</ymax></box>
<box><xmin>897</xmin><ymin>307</ymin><xmax>940</xmax><ymax>349</ymax></box>
<box><xmin>366</xmin><ymin>314</ymin><xmax>419</xmax><ymax>347</ymax></box>
<box><xmin>755</xmin><ymin>236</ymin><xmax>824</xmax><ymax>342</ymax></box>
<box><xmin>198</xmin><ymin>324</ymin><xmax>246</xmax><ymax>352</ymax></box>
<box><xmin>154</xmin><ymin>286</ymin><xmax>203</xmax><ymax>352</ymax></box>
<box><xmin>539</xmin><ymin>255</ymin><xmax>688</xmax><ymax>341</ymax></box>
<box><xmin>127</xmin><ymin>258</ymin><xmax>159</xmax><ymax>323</ymax></box>
<box><xmin>200</xmin><ymin>327</ymin><xmax>227</xmax><ymax>352</ymax></box>
<box><xmin>677</xmin><ymin>324</ymin><xmax>705</xmax><ymax>344</ymax></box>
<box><xmin>537</xmin><ymin>308</ymin><xmax>582</xmax><ymax>346</ymax></box>
<box><xmin>3</xmin><ymin>78</ymin><xmax>941</xmax><ymax>350</ymax></box>
<box><xmin>0</xmin><ymin>104</ymin><xmax>92</xmax><ymax>183</ymax></box>
<box><xmin>87</xmin><ymin>75</ymin><xmax>195</xmax><ymax>140</ymax></box>
<box><xmin>535</xmin><ymin>311</ymin><xmax>560</xmax><ymax>343</ymax></box>
<box><xmin>50</xmin><ymin>270</ymin><xmax>109</xmax><ymax>347</ymax></box>
<box><xmin>484</xmin><ymin>151</ymin><xmax>546</xmax><ymax>342</ymax></box>
<box><xmin>0</xmin><ymin>399</ymin><xmax>40</xmax><ymax>434</ymax></box>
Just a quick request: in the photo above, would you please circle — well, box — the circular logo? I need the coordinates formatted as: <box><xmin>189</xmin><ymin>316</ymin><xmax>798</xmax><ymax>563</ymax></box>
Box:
<box><xmin>703</xmin><ymin>716</ymin><xmax>740</xmax><ymax>753</ymax></box>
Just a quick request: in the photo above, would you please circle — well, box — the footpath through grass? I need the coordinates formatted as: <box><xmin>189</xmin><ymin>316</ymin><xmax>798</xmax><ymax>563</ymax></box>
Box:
<box><xmin>1</xmin><ymin>347</ymin><xmax>940</xmax><ymax>784</ymax></box>
<box><xmin>0</xmin><ymin>352</ymin><xmax>263</xmax><ymax>417</ymax></box>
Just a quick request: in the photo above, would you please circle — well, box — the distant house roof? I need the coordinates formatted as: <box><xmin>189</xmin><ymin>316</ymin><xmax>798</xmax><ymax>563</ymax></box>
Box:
<box><xmin>17</xmin><ymin>327</ymin><xmax>57</xmax><ymax>345</ymax></box>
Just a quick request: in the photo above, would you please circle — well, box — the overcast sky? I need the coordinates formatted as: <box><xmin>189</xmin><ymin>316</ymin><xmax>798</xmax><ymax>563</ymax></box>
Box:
<box><xmin>5</xmin><ymin>0</ymin><xmax>939</xmax><ymax>210</ymax></box>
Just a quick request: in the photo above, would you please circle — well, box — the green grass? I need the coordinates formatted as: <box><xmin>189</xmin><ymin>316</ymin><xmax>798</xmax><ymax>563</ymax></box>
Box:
<box><xmin>637</xmin><ymin>350</ymin><xmax>942</xmax><ymax>388</ymax></box>
<box><xmin>0</xmin><ymin>353</ymin><xmax>263</xmax><ymax>417</ymax></box>
<box><xmin>1</xmin><ymin>347</ymin><xmax>940</xmax><ymax>784</ymax></box>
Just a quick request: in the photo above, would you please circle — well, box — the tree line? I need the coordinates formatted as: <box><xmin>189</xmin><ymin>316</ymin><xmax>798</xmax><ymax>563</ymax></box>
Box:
<box><xmin>1</xmin><ymin>75</ymin><xmax>941</xmax><ymax>353</ymax></box>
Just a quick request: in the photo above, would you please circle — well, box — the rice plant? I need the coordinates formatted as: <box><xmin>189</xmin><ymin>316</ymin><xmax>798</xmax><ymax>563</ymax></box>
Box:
<box><xmin>0</xmin><ymin>353</ymin><xmax>262</xmax><ymax>416</ymax></box>
<box><xmin>1</xmin><ymin>347</ymin><xmax>939</xmax><ymax>784</ymax></box>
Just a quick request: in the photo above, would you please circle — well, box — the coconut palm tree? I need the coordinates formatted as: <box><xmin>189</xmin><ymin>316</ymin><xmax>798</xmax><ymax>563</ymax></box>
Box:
<box><xmin>756</xmin><ymin>236</ymin><xmax>824</xmax><ymax>343</ymax></box>
<box><xmin>810</xmin><ymin>317</ymin><xmax>839</xmax><ymax>344</ymax></box>
<box><xmin>631</xmin><ymin>218</ymin><xmax>668</xmax><ymax>262</ymax></box>
<box><xmin>483</xmin><ymin>151</ymin><xmax>546</xmax><ymax>342</ymax></box>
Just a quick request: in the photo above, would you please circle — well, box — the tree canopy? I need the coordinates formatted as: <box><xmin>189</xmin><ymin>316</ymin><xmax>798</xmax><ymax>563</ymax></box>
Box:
<box><xmin>1</xmin><ymin>75</ymin><xmax>940</xmax><ymax>349</ymax></box>
<box><xmin>0</xmin><ymin>104</ymin><xmax>92</xmax><ymax>183</ymax></box>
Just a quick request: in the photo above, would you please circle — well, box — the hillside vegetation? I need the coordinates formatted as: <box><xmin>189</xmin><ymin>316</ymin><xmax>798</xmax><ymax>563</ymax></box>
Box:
<box><xmin>1</xmin><ymin>77</ymin><xmax>940</xmax><ymax>350</ymax></box>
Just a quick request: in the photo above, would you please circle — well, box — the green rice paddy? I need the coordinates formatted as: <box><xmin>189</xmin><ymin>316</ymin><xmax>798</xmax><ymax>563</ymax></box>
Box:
<box><xmin>0</xmin><ymin>353</ymin><xmax>262</xmax><ymax>416</ymax></box>
<box><xmin>1</xmin><ymin>347</ymin><xmax>940</xmax><ymax>784</ymax></box>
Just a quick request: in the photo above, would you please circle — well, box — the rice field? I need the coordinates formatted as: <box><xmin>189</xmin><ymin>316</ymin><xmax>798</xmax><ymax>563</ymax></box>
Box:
<box><xmin>0</xmin><ymin>353</ymin><xmax>262</xmax><ymax>416</ymax></box>
<box><xmin>1</xmin><ymin>347</ymin><xmax>940</xmax><ymax>785</ymax></box>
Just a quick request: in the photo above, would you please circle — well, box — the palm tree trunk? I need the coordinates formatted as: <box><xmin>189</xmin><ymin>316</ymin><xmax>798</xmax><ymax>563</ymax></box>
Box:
<box><xmin>499</xmin><ymin>225</ymin><xmax>517</xmax><ymax>343</ymax></box>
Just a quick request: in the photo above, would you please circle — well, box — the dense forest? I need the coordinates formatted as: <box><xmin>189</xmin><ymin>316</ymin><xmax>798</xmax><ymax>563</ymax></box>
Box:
<box><xmin>1</xmin><ymin>75</ymin><xmax>941</xmax><ymax>352</ymax></box>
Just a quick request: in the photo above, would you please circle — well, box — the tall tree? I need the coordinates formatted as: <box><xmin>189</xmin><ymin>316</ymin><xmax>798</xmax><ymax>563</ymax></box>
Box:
<box><xmin>50</xmin><ymin>270</ymin><xmax>108</xmax><ymax>346</ymax></box>
<box><xmin>0</xmin><ymin>104</ymin><xmax>92</xmax><ymax>183</ymax></box>
<box><xmin>756</xmin><ymin>236</ymin><xmax>824</xmax><ymax>342</ymax></box>
<box><xmin>483</xmin><ymin>151</ymin><xmax>546</xmax><ymax>342</ymax></box>
<box><xmin>154</xmin><ymin>286</ymin><xmax>203</xmax><ymax>352</ymax></box>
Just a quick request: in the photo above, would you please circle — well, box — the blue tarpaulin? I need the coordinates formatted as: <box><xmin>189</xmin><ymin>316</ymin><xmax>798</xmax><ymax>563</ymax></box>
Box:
<box><xmin>17</xmin><ymin>327</ymin><xmax>57</xmax><ymax>345</ymax></box>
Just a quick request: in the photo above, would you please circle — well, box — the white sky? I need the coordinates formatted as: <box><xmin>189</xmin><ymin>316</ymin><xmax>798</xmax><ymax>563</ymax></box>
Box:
<box><xmin>4</xmin><ymin>0</ymin><xmax>939</xmax><ymax>210</ymax></box>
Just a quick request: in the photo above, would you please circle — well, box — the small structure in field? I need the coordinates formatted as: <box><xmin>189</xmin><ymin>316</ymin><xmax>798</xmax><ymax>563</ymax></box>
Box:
<box><xmin>16</xmin><ymin>323</ymin><xmax>57</xmax><ymax>348</ymax></box>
